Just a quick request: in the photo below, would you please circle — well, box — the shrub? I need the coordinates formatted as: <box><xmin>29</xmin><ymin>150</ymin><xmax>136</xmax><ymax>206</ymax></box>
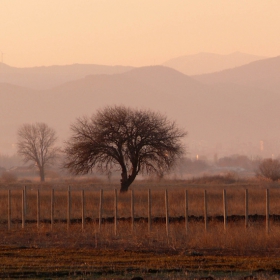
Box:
<box><xmin>256</xmin><ymin>158</ymin><xmax>280</xmax><ymax>181</ymax></box>
<box><xmin>1</xmin><ymin>171</ymin><xmax>18</xmax><ymax>183</ymax></box>
<box><xmin>188</xmin><ymin>172</ymin><xmax>238</xmax><ymax>184</ymax></box>
<box><xmin>0</xmin><ymin>166</ymin><xmax>6</xmax><ymax>176</ymax></box>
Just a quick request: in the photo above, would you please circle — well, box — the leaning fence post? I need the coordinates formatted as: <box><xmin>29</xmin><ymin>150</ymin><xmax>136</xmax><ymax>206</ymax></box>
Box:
<box><xmin>81</xmin><ymin>190</ymin><xmax>85</xmax><ymax>231</ymax></box>
<box><xmin>148</xmin><ymin>189</ymin><xmax>151</xmax><ymax>233</ymax></box>
<box><xmin>204</xmin><ymin>190</ymin><xmax>208</xmax><ymax>231</ymax></box>
<box><xmin>131</xmin><ymin>189</ymin><xmax>134</xmax><ymax>233</ymax></box>
<box><xmin>37</xmin><ymin>189</ymin><xmax>40</xmax><ymax>229</ymax></box>
<box><xmin>223</xmin><ymin>189</ymin><xmax>227</xmax><ymax>231</ymax></box>
<box><xmin>67</xmin><ymin>186</ymin><xmax>71</xmax><ymax>230</ymax></box>
<box><xmin>266</xmin><ymin>189</ymin><xmax>270</xmax><ymax>234</ymax></box>
<box><xmin>245</xmin><ymin>189</ymin><xmax>248</xmax><ymax>229</ymax></box>
<box><xmin>51</xmin><ymin>189</ymin><xmax>54</xmax><ymax>230</ymax></box>
<box><xmin>8</xmin><ymin>190</ymin><xmax>11</xmax><ymax>231</ymax></box>
<box><xmin>185</xmin><ymin>190</ymin><xmax>188</xmax><ymax>232</ymax></box>
<box><xmin>165</xmin><ymin>189</ymin><xmax>169</xmax><ymax>237</ymax></box>
<box><xmin>99</xmin><ymin>189</ymin><xmax>103</xmax><ymax>231</ymax></box>
<box><xmin>22</xmin><ymin>189</ymin><xmax>25</xmax><ymax>229</ymax></box>
<box><xmin>114</xmin><ymin>189</ymin><xmax>118</xmax><ymax>236</ymax></box>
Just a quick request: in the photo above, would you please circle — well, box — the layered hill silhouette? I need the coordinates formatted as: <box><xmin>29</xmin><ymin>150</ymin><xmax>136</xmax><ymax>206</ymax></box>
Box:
<box><xmin>193</xmin><ymin>56</ymin><xmax>280</xmax><ymax>93</ymax></box>
<box><xmin>163</xmin><ymin>52</ymin><xmax>266</xmax><ymax>75</ymax></box>
<box><xmin>1</xmin><ymin>57</ymin><xmax>280</xmax><ymax>158</ymax></box>
<box><xmin>0</xmin><ymin>63</ymin><xmax>133</xmax><ymax>90</ymax></box>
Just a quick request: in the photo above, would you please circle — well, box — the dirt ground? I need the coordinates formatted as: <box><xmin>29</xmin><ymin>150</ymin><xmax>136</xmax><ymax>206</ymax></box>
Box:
<box><xmin>1</xmin><ymin>228</ymin><xmax>280</xmax><ymax>279</ymax></box>
<box><xmin>1</xmin><ymin>246</ymin><xmax>280</xmax><ymax>279</ymax></box>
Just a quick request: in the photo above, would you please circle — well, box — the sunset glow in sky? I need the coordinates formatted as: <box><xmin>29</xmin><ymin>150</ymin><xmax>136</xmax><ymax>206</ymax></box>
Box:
<box><xmin>1</xmin><ymin>0</ymin><xmax>280</xmax><ymax>67</ymax></box>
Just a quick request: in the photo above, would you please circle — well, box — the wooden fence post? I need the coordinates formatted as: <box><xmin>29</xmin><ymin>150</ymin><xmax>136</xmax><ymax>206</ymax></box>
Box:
<box><xmin>223</xmin><ymin>189</ymin><xmax>227</xmax><ymax>231</ymax></box>
<box><xmin>22</xmin><ymin>189</ymin><xmax>25</xmax><ymax>229</ymax></box>
<box><xmin>8</xmin><ymin>190</ymin><xmax>11</xmax><ymax>231</ymax></box>
<box><xmin>245</xmin><ymin>189</ymin><xmax>248</xmax><ymax>229</ymax></box>
<box><xmin>99</xmin><ymin>189</ymin><xmax>103</xmax><ymax>232</ymax></box>
<box><xmin>204</xmin><ymin>190</ymin><xmax>208</xmax><ymax>231</ymax></box>
<box><xmin>51</xmin><ymin>189</ymin><xmax>54</xmax><ymax>230</ymax></box>
<box><xmin>266</xmin><ymin>189</ymin><xmax>270</xmax><ymax>234</ymax></box>
<box><xmin>37</xmin><ymin>189</ymin><xmax>40</xmax><ymax>229</ymax></box>
<box><xmin>148</xmin><ymin>189</ymin><xmax>151</xmax><ymax>234</ymax></box>
<box><xmin>24</xmin><ymin>186</ymin><xmax>27</xmax><ymax>217</ymax></box>
<box><xmin>67</xmin><ymin>186</ymin><xmax>71</xmax><ymax>230</ymax></box>
<box><xmin>185</xmin><ymin>190</ymin><xmax>188</xmax><ymax>233</ymax></box>
<box><xmin>114</xmin><ymin>189</ymin><xmax>118</xmax><ymax>236</ymax></box>
<box><xmin>131</xmin><ymin>189</ymin><xmax>134</xmax><ymax>233</ymax></box>
<box><xmin>81</xmin><ymin>190</ymin><xmax>85</xmax><ymax>231</ymax></box>
<box><xmin>165</xmin><ymin>189</ymin><xmax>169</xmax><ymax>237</ymax></box>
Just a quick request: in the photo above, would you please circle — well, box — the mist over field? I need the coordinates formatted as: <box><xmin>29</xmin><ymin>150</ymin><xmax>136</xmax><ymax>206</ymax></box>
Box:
<box><xmin>1</xmin><ymin>53</ymin><xmax>280</xmax><ymax>166</ymax></box>
<box><xmin>2</xmin><ymin>3</ymin><xmax>280</xmax><ymax>278</ymax></box>
<box><xmin>1</xmin><ymin>1</ymin><xmax>280</xmax><ymax>177</ymax></box>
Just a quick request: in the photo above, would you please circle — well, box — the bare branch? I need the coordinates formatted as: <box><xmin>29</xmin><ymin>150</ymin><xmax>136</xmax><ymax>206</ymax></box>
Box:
<box><xmin>256</xmin><ymin>158</ymin><xmax>280</xmax><ymax>182</ymax></box>
<box><xmin>17</xmin><ymin>123</ymin><xmax>59</xmax><ymax>182</ymax></box>
<box><xmin>64</xmin><ymin>106</ymin><xmax>187</xmax><ymax>192</ymax></box>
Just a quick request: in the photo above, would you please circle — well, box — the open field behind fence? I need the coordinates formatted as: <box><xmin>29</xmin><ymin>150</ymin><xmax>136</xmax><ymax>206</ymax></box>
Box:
<box><xmin>1</xmin><ymin>186</ymin><xmax>280</xmax><ymax>235</ymax></box>
<box><xmin>3</xmin><ymin>183</ymin><xmax>280</xmax><ymax>278</ymax></box>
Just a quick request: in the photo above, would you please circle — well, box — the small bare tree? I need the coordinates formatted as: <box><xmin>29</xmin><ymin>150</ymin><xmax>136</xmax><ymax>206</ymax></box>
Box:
<box><xmin>256</xmin><ymin>158</ymin><xmax>280</xmax><ymax>181</ymax></box>
<box><xmin>64</xmin><ymin>106</ymin><xmax>186</xmax><ymax>192</ymax></box>
<box><xmin>17</xmin><ymin>123</ymin><xmax>59</xmax><ymax>182</ymax></box>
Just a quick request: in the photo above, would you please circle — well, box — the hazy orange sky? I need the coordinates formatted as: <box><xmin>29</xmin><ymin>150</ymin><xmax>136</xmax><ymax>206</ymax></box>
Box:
<box><xmin>1</xmin><ymin>0</ymin><xmax>280</xmax><ymax>68</ymax></box>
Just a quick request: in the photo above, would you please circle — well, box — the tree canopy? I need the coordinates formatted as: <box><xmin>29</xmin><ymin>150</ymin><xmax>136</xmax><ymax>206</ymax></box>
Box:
<box><xmin>17</xmin><ymin>123</ymin><xmax>59</xmax><ymax>182</ymax></box>
<box><xmin>64</xmin><ymin>106</ymin><xmax>186</xmax><ymax>192</ymax></box>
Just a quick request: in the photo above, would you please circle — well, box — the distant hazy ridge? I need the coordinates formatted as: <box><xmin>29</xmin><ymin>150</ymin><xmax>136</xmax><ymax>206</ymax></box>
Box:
<box><xmin>163</xmin><ymin>52</ymin><xmax>266</xmax><ymax>75</ymax></box>
<box><xmin>1</xmin><ymin>53</ymin><xmax>279</xmax><ymax>158</ymax></box>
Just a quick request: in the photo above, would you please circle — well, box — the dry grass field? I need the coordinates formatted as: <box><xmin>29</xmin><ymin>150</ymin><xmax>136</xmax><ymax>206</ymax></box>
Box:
<box><xmin>1</xmin><ymin>177</ymin><xmax>280</xmax><ymax>279</ymax></box>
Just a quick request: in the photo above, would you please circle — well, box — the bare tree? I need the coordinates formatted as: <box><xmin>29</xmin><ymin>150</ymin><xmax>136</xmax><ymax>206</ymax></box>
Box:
<box><xmin>17</xmin><ymin>123</ymin><xmax>59</xmax><ymax>182</ymax></box>
<box><xmin>64</xmin><ymin>106</ymin><xmax>186</xmax><ymax>192</ymax></box>
<box><xmin>256</xmin><ymin>158</ymin><xmax>280</xmax><ymax>181</ymax></box>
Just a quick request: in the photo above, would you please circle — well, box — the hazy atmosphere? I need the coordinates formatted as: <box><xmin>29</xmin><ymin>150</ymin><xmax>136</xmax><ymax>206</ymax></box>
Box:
<box><xmin>2</xmin><ymin>2</ymin><xmax>280</xmax><ymax>278</ymax></box>
<box><xmin>1</xmin><ymin>1</ymin><xmax>280</xmax><ymax>67</ymax></box>
<box><xmin>1</xmin><ymin>1</ymin><xmax>280</xmax><ymax>167</ymax></box>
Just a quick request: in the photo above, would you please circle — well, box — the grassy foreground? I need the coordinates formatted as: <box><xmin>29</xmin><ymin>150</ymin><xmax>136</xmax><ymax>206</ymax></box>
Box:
<box><xmin>1</xmin><ymin>179</ymin><xmax>280</xmax><ymax>278</ymax></box>
<box><xmin>2</xmin><ymin>222</ymin><xmax>280</xmax><ymax>279</ymax></box>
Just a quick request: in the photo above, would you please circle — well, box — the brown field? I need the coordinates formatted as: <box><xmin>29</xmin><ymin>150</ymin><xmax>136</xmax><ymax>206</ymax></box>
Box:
<box><xmin>1</xmin><ymin>178</ymin><xmax>280</xmax><ymax>279</ymax></box>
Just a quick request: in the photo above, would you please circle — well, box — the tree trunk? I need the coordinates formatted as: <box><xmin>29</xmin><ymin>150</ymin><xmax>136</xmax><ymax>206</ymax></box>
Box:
<box><xmin>120</xmin><ymin>163</ymin><xmax>138</xmax><ymax>193</ymax></box>
<box><xmin>39</xmin><ymin>167</ymin><xmax>45</xmax><ymax>182</ymax></box>
<box><xmin>120</xmin><ymin>173</ymin><xmax>136</xmax><ymax>193</ymax></box>
<box><xmin>120</xmin><ymin>180</ymin><xmax>132</xmax><ymax>193</ymax></box>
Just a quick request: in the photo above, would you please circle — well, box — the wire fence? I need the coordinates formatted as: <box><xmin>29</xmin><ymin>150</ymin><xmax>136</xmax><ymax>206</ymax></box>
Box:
<box><xmin>0</xmin><ymin>187</ymin><xmax>278</xmax><ymax>235</ymax></box>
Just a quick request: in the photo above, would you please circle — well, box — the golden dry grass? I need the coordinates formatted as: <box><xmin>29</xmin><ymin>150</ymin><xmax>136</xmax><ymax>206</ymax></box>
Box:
<box><xmin>1</xmin><ymin>184</ymin><xmax>280</xmax><ymax>257</ymax></box>
<box><xmin>1</xmin><ymin>178</ymin><xmax>280</xmax><ymax>278</ymax></box>
<box><xmin>1</xmin><ymin>179</ymin><xmax>280</xmax><ymax>221</ymax></box>
<box><xmin>1</xmin><ymin>222</ymin><xmax>280</xmax><ymax>279</ymax></box>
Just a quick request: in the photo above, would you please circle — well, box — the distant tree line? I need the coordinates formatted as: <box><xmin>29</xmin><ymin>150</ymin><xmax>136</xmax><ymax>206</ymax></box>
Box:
<box><xmin>177</xmin><ymin>154</ymin><xmax>262</xmax><ymax>176</ymax></box>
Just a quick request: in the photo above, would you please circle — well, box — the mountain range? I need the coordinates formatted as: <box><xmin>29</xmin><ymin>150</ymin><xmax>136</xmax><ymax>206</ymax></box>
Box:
<box><xmin>0</xmin><ymin>63</ymin><xmax>133</xmax><ymax>90</ymax></box>
<box><xmin>193</xmin><ymin>55</ymin><xmax>280</xmax><ymax>92</ymax></box>
<box><xmin>1</xmin><ymin>53</ymin><xmax>280</xmax><ymax>159</ymax></box>
<box><xmin>163</xmin><ymin>52</ymin><xmax>266</xmax><ymax>75</ymax></box>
